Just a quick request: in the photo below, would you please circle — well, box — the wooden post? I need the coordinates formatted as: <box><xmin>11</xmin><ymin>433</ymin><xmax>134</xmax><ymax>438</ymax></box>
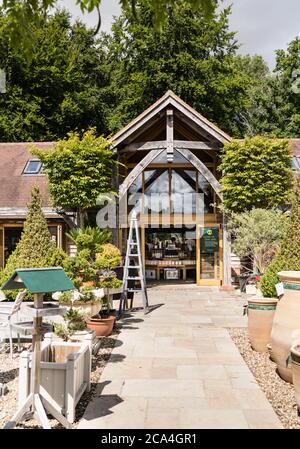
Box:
<box><xmin>30</xmin><ymin>293</ymin><xmax>43</xmax><ymax>395</ymax></box>
<box><xmin>166</xmin><ymin>109</ymin><xmax>174</xmax><ymax>163</ymax></box>
<box><xmin>222</xmin><ymin>214</ymin><xmax>232</xmax><ymax>287</ymax></box>
<box><xmin>18</xmin><ymin>351</ymin><xmax>30</xmax><ymax>407</ymax></box>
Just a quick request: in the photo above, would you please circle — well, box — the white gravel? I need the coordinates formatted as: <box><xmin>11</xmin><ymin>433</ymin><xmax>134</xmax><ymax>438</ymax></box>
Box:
<box><xmin>229</xmin><ymin>327</ymin><xmax>300</xmax><ymax>429</ymax></box>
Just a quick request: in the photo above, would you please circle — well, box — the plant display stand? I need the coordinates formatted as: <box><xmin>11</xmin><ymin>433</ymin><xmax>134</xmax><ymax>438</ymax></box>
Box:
<box><xmin>19</xmin><ymin>333</ymin><xmax>92</xmax><ymax>424</ymax></box>
<box><xmin>1</xmin><ymin>267</ymin><xmax>75</xmax><ymax>429</ymax></box>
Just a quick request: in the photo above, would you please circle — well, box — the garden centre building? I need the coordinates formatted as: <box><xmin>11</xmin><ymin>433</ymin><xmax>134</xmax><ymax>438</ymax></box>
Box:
<box><xmin>1</xmin><ymin>90</ymin><xmax>300</xmax><ymax>287</ymax></box>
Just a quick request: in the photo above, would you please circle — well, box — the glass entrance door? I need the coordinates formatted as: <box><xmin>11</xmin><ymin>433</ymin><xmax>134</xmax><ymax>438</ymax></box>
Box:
<box><xmin>196</xmin><ymin>225</ymin><xmax>222</xmax><ymax>286</ymax></box>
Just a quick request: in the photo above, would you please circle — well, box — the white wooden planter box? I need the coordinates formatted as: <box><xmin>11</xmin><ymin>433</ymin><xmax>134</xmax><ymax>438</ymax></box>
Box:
<box><xmin>18</xmin><ymin>335</ymin><xmax>92</xmax><ymax>424</ymax></box>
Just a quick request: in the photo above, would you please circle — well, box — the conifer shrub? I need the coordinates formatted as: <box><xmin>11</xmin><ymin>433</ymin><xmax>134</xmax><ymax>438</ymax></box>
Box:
<box><xmin>261</xmin><ymin>174</ymin><xmax>300</xmax><ymax>297</ymax></box>
<box><xmin>0</xmin><ymin>186</ymin><xmax>67</xmax><ymax>298</ymax></box>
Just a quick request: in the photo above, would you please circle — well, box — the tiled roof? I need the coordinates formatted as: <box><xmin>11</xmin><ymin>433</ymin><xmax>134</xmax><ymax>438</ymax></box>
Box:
<box><xmin>0</xmin><ymin>142</ymin><xmax>54</xmax><ymax>209</ymax></box>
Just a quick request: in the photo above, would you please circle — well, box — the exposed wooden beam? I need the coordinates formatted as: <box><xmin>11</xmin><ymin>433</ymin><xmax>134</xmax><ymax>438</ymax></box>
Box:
<box><xmin>176</xmin><ymin>147</ymin><xmax>223</xmax><ymax>200</ymax></box>
<box><xmin>119</xmin><ymin>148</ymin><xmax>165</xmax><ymax>201</ymax></box>
<box><xmin>119</xmin><ymin>140</ymin><xmax>220</xmax><ymax>154</ymax></box>
<box><xmin>166</xmin><ymin>109</ymin><xmax>174</xmax><ymax>163</ymax></box>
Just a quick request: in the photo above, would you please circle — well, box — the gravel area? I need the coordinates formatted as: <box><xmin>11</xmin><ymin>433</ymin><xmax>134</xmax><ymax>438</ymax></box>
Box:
<box><xmin>0</xmin><ymin>330</ymin><xmax>119</xmax><ymax>429</ymax></box>
<box><xmin>229</xmin><ymin>327</ymin><xmax>300</xmax><ymax>429</ymax></box>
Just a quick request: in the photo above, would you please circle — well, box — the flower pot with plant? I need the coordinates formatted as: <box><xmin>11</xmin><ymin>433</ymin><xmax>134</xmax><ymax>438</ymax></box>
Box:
<box><xmin>86</xmin><ymin>294</ymin><xmax>116</xmax><ymax>337</ymax></box>
<box><xmin>52</xmin><ymin>308</ymin><xmax>91</xmax><ymax>343</ymax></box>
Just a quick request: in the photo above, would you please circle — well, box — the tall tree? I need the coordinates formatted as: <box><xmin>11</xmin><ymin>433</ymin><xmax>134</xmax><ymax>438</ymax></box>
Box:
<box><xmin>0</xmin><ymin>10</ymin><xmax>108</xmax><ymax>141</ymax></box>
<box><xmin>273</xmin><ymin>37</ymin><xmax>300</xmax><ymax>137</ymax></box>
<box><xmin>101</xmin><ymin>0</ymin><xmax>250</xmax><ymax>137</ymax></box>
<box><xmin>32</xmin><ymin>128</ymin><xmax>118</xmax><ymax>227</ymax></box>
<box><xmin>1</xmin><ymin>1</ymin><xmax>215</xmax><ymax>54</ymax></box>
<box><xmin>232</xmin><ymin>55</ymin><xmax>283</xmax><ymax>136</ymax></box>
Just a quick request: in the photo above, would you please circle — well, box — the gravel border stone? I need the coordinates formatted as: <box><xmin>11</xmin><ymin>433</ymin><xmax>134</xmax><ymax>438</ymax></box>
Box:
<box><xmin>229</xmin><ymin>327</ymin><xmax>300</xmax><ymax>429</ymax></box>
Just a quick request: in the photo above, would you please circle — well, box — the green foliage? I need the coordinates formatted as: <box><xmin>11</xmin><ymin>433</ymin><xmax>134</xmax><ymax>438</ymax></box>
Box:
<box><xmin>1</xmin><ymin>1</ymin><xmax>215</xmax><ymax>55</ymax></box>
<box><xmin>67</xmin><ymin>226</ymin><xmax>111</xmax><ymax>259</ymax></box>
<box><xmin>0</xmin><ymin>186</ymin><xmax>65</xmax><ymax>293</ymax></box>
<box><xmin>232</xmin><ymin>55</ymin><xmax>284</xmax><ymax>136</ymax></box>
<box><xmin>32</xmin><ymin>129</ymin><xmax>117</xmax><ymax>216</ymax></box>
<box><xmin>95</xmin><ymin>243</ymin><xmax>122</xmax><ymax>270</ymax></box>
<box><xmin>220</xmin><ymin>136</ymin><xmax>292</xmax><ymax>212</ymax></box>
<box><xmin>103</xmin><ymin>1</ymin><xmax>250</xmax><ymax>137</ymax></box>
<box><xmin>52</xmin><ymin>308</ymin><xmax>86</xmax><ymax>340</ymax></box>
<box><xmin>98</xmin><ymin>275</ymin><xmax>122</xmax><ymax>289</ymax></box>
<box><xmin>0</xmin><ymin>10</ymin><xmax>108</xmax><ymax>141</ymax></box>
<box><xmin>228</xmin><ymin>208</ymin><xmax>287</xmax><ymax>275</ymax></box>
<box><xmin>261</xmin><ymin>175</ymin><xmax>300</xmax><ymax>297</ymax></box>
<box><xmin>274</xmin><ymin>36</ymin><xmax>300</xmax><ymax>137</ymax></box>
<box><xmin>58</xmin><ymin>287</ymin><xmax>100</xmax><ymax>305</ymax></box>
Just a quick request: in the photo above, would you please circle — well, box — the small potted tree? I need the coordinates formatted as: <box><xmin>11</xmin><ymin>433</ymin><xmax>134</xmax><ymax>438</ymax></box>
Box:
<box><xmin>228</xmin><ymin>208</ymin><xmax>287</xmax><ymax>352</ymax></box>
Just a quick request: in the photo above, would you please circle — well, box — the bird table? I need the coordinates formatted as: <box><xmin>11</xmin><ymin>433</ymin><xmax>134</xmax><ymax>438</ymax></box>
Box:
<box><xmin>1</xmin><ymin>267</ymin><xmax>75</xmax><ymax>429</ymax></box>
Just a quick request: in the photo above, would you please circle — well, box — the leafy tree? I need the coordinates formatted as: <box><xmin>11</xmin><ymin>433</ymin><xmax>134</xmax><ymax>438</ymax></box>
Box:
<box><xmin>0</xmin><ymin>186</ymin><xmax>66</xmax><ymax>291</ymax></box>
<box><xmin>219</xmin><ymin>136</ymin><xmax>292</xmax><ymax>212</ymax></box>
<box><xmin>101</xmin><ymin>1</ymin><xmax>250</xmax><ymax>136</ymax></box>
<box><xmin>0</xmin><ymin>10</ymin><xmax>108</xmax><ymax>141</ymax></box>
<box><xmin>273</xmin><ymin>37</ymin><xmax>300</xmax><ymax>137</ymax></box>
<box><xmin>228</xmin><ymin>208</ymin><xmax>287</xmax><ymax>275</ymax></box>
<box><xmin>32</xmin><ymin>128</ymin><xmax>118</xmax><ymax>227</ymax></box>
<box><xmin>260</xmin><ymin>174</ymin><xmax>300</xmax><ymax>297</ymax></box>
<box><xmin>232</xmin><ymin>55</ymin><xmax>283</xmax><ymax>136</ymax></box>
<box><xmin>1</xmin><ymin>0</ymin><xmax>215</xmax><ymax>54</ymax></box>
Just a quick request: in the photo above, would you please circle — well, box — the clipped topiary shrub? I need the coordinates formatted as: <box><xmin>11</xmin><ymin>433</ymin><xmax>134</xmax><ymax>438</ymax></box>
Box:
<box><xmin>0</xmin><ymin>186</ymin><xmax>67</xmax><ymax>299</ymax></box>
<box><xmin>95</xmin><ymin>243</ymin><xmax>121</xmax><ymax>270</ymax></box>
<box><xmin>261</xmin><ymin>174</ymin><xmax>300</xmax><ymax>297</ymax></box>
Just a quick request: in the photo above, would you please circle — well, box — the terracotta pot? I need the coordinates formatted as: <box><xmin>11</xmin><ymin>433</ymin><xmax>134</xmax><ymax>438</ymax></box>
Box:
<box><xmin>86</xmin><ymin>314</ymin><xmax>115</xmax><ymax>337</ymax></box>
<box><xmin>291</xmin><ymin>344</ymin><xmax>300</xmax><ymax>412</ymax></box>
<box><xmin>81</xmin><ymin>281</ymin><xmax>95</xmax><ymax>287</ymax></box>
<box><xmin>271</xmin><ymin>271</ymin><xmax>300</xmax><ymax>383</ymax></box>
<box><xmin>247</xmin><ymin>297</ymin><xmax>277</xmax><ymax>352</ymax></box>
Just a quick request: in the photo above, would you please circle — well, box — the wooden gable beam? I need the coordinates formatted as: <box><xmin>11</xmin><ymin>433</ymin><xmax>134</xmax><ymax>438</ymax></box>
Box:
<box><xmin>175</xmin><ymin>147</ymin><xmax>223</xmax><ymax>200</ymax></box>
<box><xmin>119</xmin><ymin>140</ymin><xmax>220</xmax><ymax>154</ymax></box>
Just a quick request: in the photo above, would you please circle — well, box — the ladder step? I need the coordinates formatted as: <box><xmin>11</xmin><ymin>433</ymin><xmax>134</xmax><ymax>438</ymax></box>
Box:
<box><xmin>128</xmin><ymin>253</ymin><xmax>139</xmax><ymax>257</ymax></box>
<box><xmin>124</xmin><ymin>265</ymin><xmax>141</xmax><ymax>269</ymax></box>
<box><xmin>129</xmin><ymin>242</ymin><xmax>138</xmax><ymax>246</ymax></box>
<box><xmin>126</xmin><ymin>289</ymin><xmax>143</xmax><ymax>293</ymax></box>
<box><xmin>127</xmin><ymin>277</ymin><xmax>142</xmax><ymax>280</ymax></box>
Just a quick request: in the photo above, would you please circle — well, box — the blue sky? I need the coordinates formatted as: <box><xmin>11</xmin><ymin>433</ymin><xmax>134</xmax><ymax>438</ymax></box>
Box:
<box><xmin>61</xmin><ymin>0</ymin><xmax>300</xmax><ymax>70</ymax></box>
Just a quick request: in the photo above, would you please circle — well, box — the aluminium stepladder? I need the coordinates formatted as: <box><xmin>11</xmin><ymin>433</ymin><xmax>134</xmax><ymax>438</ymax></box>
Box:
<box><xmin>118</xmin><ymin>210</ymin><xmax>149</xmax><ymax>318</ymax></box>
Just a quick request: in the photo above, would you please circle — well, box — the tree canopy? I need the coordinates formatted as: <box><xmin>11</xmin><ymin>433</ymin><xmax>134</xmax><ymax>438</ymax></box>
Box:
<box><xmin>1</xmin><ymin>0</ymin><xmax>216</xmax><ymax>54</ymax></box>
<box><xmin>101</xmin><ymin>1</ymin><xmax>250</xmax><ymax>137</ymax></box>
<box><xmin>31</xmin><ymin>128</ymin><xmax>118</xmax><ymax>226</ymax></box>
<box><xmin>0</xmin><ymin>10</ymin><xmax>108</xmax><ymax>141</ymax></box>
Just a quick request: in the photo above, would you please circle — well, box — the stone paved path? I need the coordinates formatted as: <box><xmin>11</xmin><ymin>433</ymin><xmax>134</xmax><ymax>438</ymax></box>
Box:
<box><xmin>78</xmin><ymin>286</ymin><xmax>282</xmax><ymax>429</ymax></box>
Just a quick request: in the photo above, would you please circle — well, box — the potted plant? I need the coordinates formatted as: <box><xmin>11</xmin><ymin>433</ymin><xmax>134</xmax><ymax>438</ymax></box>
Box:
<box><xmin>86</xmin><ymin>295</ymin><xmax>116</xmax><ymax>337</ymax></box>
<box><xmin>52</xmin><ymin>308</ymin><xmax>89</xmax><ymax>342</ymax></box>
<box><xmin>58</xmin><ymin>286</ymin><xmax>104</xmax><ymax>318</ymax></box>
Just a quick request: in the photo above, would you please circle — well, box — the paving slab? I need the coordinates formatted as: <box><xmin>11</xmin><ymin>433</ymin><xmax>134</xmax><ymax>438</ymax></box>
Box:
<box><xmin>78</xmin><ymin>286</ymin><xmax>283</xmax><ymax>429</ymax></box>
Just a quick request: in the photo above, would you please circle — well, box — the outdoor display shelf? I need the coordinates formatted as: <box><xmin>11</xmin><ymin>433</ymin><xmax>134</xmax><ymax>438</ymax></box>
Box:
<box><xmin>1</xmin><ymin>267</ymin><xmax>75</xmax><ymax>429</ymax></box>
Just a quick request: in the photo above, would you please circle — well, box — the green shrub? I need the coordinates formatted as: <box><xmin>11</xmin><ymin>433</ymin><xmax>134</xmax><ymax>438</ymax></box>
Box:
<box><xmin>95</xmin><ymin>243</ymin><xmax>121</xmax><ymax>270</ymax></box>
<box><xmin>261</xmin><ymin>174</ymin><xmax>300</xmax><ymax>297</ymax></box>
<box><xmin>0</xmin><ymin>186</ymin><xmax>66</xmax><ymax>299</ymax></box>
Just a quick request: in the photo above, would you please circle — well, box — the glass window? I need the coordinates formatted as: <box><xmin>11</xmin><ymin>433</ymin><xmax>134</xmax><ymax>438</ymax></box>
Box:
<box><xmin>144</xmin><ymin>169</ymin><xmax>170</xmax><ymax>214</ymax></box>
<box><xmin>23</xmin><ymin>159</ymin><xmax>42</xmax><ymax>175</ymax></box>
<box><xmin>171</xmin><ymin>169</ymin><xmax>196</xmax><ymax>213</ymax></box>
<box><xmin>198</xmin><ymin>174</ymin><xmax>214</xmax><ymax>214</ymax></box>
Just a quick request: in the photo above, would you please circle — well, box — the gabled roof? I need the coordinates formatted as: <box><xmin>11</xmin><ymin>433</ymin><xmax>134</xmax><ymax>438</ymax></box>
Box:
<box><xmin>111</xmin><ymin>90</ymin><xmax>231</xmax><ymax>147</ymax></box>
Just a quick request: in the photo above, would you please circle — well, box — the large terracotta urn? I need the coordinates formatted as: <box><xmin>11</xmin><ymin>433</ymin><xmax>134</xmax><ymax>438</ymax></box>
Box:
<box><xmin>290</xmin><ymin>343</ymin><xmax>300</xmax><ymax>412</ymax></box>
<box><xmin>271</xmin><ymin>271</ymin><xmax>300</xmax><ymax>383</ymax></box>
<box><xmin>247</xmin><ymin>297</ymin><xmax>277</xmax><ymax>352</ymax></box>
